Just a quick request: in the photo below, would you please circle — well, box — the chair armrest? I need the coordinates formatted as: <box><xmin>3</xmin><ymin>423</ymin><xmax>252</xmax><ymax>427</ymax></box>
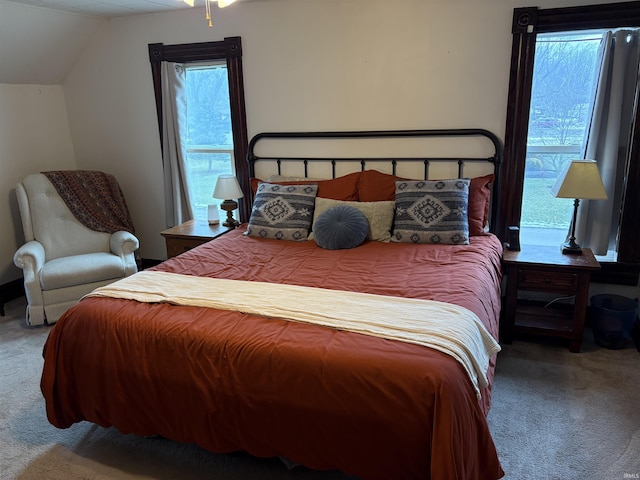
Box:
<box><xmin>14</xmin><ymin>241</ymin><xmax>45</xmax><ymax>275</ymax></box>
<box><xmin>14</xmin><ymin>241</ymin><xmax>46</xmax><ymax>322</ymax></box>
<box><xmin>110</xmin><ymin>230</ymin><xmax>139</xmax><ymax>255</ymax></box>
<box><xmin>110</xmin><ymin>231</ymin><xmax>140</xmax><ymax>275</ymax></box>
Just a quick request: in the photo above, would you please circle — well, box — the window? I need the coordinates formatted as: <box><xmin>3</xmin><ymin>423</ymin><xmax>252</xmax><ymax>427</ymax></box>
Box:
<box><xmin>148</xmin><ymin>38</ymin><xmax>250</xmax><ymax>221</ymax></box>
<box><xmin>500</xmin><ymin>3</ymin><xmax>640</xmax><ymax>284</ymax></box>
<box><xmin>520</xmin><ymin>32</ymin><xmax>603</xmax><ymax>248</ymax></box>
<box><xmin>184</xmin><ymin>63</ymin><xmax>235</xmax><ymax>222</ymax></box>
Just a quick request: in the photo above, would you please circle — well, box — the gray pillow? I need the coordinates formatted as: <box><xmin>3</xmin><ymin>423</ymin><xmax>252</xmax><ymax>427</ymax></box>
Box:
<box><xmin>246</xmin><ymin>183</ymin><xmax>318</xmax><ymax>241</ymax></box>
<box><xmin>313</xmin><ymin>205</ymin><xmax>369</xmax><ymax>250</ymax></box>
<box><xmin>392</xmin><ymin>179</ymin><xmax>470</xmax><ymax>245</ymax></box>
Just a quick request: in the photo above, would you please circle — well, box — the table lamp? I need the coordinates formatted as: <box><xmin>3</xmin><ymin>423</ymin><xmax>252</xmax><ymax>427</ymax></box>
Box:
<box><xmin>550</xmin><ymin>159</ymin><xmax>607</xmax><ymax>255</ymax></box>
<box><xmin>213</xmin><ymin>174</ymin><xmax>244</xmax><ymax>228</ymax></box>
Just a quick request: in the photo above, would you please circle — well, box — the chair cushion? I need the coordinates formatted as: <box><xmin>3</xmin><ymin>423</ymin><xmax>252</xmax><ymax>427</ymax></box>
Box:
<box><xmin>40</xmin><ymin>253</ymin><xmax>125</xmax><ymax>290</ymax></box>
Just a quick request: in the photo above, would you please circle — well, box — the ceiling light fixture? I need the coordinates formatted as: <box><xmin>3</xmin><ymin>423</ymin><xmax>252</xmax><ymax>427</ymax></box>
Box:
<box><xmin>183</xmin><ymin>0</ymin><xmax>237</xmax><ymax>28</ymax></box>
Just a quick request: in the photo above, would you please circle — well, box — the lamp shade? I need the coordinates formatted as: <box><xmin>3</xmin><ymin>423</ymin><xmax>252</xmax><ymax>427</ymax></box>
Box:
<box><xmin>550</xmin><ymin>160</ymin><xmax>608</xmax><ymax>200</ymax></box>
<box><xmin>213</xmin><ymin>174</ymin><xmax>244</xmax><ymax>200</ymax></box>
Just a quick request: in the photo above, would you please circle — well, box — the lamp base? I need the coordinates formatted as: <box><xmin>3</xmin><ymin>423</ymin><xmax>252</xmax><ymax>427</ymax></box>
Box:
<box><xmin>561</xmin><ymin>241</ymin><xmax>583</xmax><ymax>255</ymax></box>
<box><xmin>561</xmin><ymin>199</ymin><xmax>583</xmax><ymax>255</ymax></box>
<box><xmin>222</xmin><ymin>218</ymin><xmax>240</xmax><ymax>228</ymax></box>
<box><xmin>220</xmin><ymin>199</ymin><xmax>240</xmax><ymax>229</ymax></box>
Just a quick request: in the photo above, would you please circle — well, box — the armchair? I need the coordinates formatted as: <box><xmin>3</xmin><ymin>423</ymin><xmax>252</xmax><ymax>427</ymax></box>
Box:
<box><xmin>13</xmin><ymin>172</ymin><xmax>139</xmax><ymax>326</ymax></box>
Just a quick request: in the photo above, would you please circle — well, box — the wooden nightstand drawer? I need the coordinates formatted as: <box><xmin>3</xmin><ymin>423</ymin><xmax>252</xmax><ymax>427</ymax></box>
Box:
<box><xmin>518</xmin><ymin>270</ymin><xmax>579</xmax><ymax>291</ymax></box>
<box><xmin>161</xmin><ymin>220</ymin><xmax>232</xmax><ymax>259</ymax></box>
<box><xmin>166</xmin><ymin>238</ymin><xmax>205</xmax><ymax>258</ymax></box>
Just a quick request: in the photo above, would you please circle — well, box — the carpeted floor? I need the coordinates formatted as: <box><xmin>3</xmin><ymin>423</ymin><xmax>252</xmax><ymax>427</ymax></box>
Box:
<box><xmin>488</xmin><ymin>327</ymin><xmax>640</xmax><ymax>479</ymax></box>
<box><xmin>1</xmin><ymin>295</ymin><xmax>639</xmax><ymax>480</ymax></box>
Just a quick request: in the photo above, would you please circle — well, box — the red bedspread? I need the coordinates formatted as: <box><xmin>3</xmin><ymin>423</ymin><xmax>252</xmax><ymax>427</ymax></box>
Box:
<box><xmin>41</xmin><ymin>227</ymin><xmax>504</xmax><ymax>480</ymax></box>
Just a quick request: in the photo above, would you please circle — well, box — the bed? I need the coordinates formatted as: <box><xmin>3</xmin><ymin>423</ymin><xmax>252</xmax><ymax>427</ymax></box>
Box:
<box><xmin>41</xmin><ymin>129</ymin><xmax>506</xmax><ymax>480</ymax></box>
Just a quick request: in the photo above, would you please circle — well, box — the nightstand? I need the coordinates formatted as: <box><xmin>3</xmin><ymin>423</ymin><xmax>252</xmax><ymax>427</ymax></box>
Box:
<box><xmin>502</xmin><ymin>245</ymin><xmax>601</xmax><ymax>352</ymax></box>
<box><xmin>161</xmin><ymin>220</ymin><xmax>232</xmax><ymax>259</ymax></box>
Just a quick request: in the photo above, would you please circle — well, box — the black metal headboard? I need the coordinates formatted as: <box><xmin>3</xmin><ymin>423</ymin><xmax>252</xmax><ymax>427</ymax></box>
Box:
<box><xmin>247</xmin><ymin>128</ymin><xmax>503</xmax><ymax>234</ymax></box>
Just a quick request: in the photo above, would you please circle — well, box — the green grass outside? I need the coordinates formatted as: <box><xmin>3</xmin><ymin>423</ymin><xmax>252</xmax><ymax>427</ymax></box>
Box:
<box><xmin>184</xmin><ymin>153</ymin><xmax>234</xmax><ymax>222</ymax></box>
<box><xmin>521</xmin><ymin>177</ymin><xmax>574</xmax><ymax>228</ymax></box>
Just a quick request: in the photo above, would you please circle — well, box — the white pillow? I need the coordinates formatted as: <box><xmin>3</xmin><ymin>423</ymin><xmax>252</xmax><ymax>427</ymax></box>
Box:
<box><xmin>309</xmin><ymin>197</ymin><xmax>395</xmax><ymax>242</ymax></box>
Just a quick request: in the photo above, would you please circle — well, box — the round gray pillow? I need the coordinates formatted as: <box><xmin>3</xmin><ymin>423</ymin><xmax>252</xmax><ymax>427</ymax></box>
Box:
<box><xmin>313</xmin><ymin>205</ymin><xmax>369</xmax><ymax>250</ymax></box>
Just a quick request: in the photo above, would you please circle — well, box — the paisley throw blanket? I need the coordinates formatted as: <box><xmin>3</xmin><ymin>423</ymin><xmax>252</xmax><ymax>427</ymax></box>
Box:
<box><xmin>43</xmin><ymin>170</ymin><xmax>135</xmax><ymax>235</ymax></box>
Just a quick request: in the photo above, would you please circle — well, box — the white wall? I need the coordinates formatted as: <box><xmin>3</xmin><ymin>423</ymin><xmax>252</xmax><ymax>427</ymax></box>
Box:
<box><xmin>0</xmin><ymin>84</ymin><xmax>77</xmax><ymax>284</ymax></box>
<box><xmin>65</xmin><ymin>0</ymin><xmax>520</xmax><ymax>261</ymax></box>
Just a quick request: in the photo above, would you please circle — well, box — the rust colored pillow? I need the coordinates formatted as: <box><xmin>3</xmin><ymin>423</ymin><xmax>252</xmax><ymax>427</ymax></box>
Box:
<box><xmin>357</xmin><ymin>170</ymin><xmax>406</xmax><ymax>202</ymax></box>
<box><xmin>250</xmin><ymin>171</ymin><xmax>360</xmax><ymax>201</ymax></box>
<box><xmin>468</xmin><ymin>174</ymin><xmax>494</xmax><ymax>236</ymax></box>
<box><xmin>357</xmin><ymin>169</ymin><xmax>494</xmax><ymax>236</ymax></box>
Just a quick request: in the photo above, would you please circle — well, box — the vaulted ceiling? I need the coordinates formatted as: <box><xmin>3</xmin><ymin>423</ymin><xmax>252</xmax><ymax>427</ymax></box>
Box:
<box><xmin>0</xmin><ymin>0</ymin><xmax>225</xmax><ymax>84</ymax></box>
<box><xmin>2</xmin><ymin>0</ymin><xmax>196</xmax><ymax>18</ymax></box>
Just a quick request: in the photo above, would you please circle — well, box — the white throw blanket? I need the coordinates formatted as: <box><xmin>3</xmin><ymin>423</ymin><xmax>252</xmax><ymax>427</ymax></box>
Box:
<box><xmin>85</xmin><ymin>271</ymin><xmax>501</xmax><ymax>398</ymax></box>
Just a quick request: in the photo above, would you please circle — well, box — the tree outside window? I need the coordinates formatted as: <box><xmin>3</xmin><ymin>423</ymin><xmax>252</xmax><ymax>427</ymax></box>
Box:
<box><xmin>184</xmin><ymin>64</ymin><xmax>235</xmax><ymax>222</ymax></box>
<box><xmin>520</xmin><ymin>32</ymin><xmax>603</xmax><ymax>247</ymax></box>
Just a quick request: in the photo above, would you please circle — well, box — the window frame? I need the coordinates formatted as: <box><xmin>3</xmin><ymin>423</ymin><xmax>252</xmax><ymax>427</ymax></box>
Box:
<box><xmin>500</xmin><ymin>1</ymin><xmax>640</xmax><ymax>284</ymax></box>
<box><xmin>148</xmin><ymin>37</ymin><xmax>251</xmax><ymax>222</ymax></box>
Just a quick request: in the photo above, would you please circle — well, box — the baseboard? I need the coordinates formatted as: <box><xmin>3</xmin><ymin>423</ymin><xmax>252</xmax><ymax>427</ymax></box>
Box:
<box><xmin>141</xmin><ymin>258</ymin><xmax>163</xmax><ymax>270</ymax></box>
<box><xmin>0</xmin><ymin>278</ymin><xmax>25</xmax><ymax>316</ymax></box>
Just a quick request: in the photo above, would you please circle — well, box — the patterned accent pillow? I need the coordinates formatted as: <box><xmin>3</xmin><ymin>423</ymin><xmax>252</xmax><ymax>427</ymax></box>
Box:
<box><xmin>392</xmin><ymin>179</ymin><xmax>470</xmax><ymax>245</ymax></box>
<box><xmin>246</xmin><ymin>183</ymin><xmax>318</xmax><ymax>241</ymax></box>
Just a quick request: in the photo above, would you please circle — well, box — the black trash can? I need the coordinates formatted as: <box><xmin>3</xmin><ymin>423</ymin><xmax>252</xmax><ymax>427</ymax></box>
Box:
<box><xmin>590</xmin><ymin>294</ymin><xmax>638</xmax><ymax>349</ymax></box>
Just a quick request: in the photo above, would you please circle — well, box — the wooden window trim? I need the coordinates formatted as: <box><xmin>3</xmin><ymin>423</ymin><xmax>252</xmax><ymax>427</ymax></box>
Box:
<box><xmin>500</xmin><ymin>1</ymin><xmax>640</xmax><ymax>284</ymax></box>
<box><xmin>148</xmin><ymin>37</ymin><xmax>251</xmax><ymax>222</ymax></box>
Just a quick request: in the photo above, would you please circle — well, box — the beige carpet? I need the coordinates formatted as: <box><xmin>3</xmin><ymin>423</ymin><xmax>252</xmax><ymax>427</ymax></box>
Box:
<box><xmin>1</xmin><ymin>295</ymin><xmax>639</xmax><ymax>480</ymax></box>
<box><xmin>488</xmin><ymin>327</ymin><xmax>640</xmax><ymax>479</ymax></box>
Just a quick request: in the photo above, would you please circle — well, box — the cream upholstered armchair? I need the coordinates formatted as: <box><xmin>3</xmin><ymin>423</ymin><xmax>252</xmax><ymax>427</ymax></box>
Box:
<box><xmin>13</xmin><ymin>172</ymin><xmax>139</xmax><ymax>326</ymax></box>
